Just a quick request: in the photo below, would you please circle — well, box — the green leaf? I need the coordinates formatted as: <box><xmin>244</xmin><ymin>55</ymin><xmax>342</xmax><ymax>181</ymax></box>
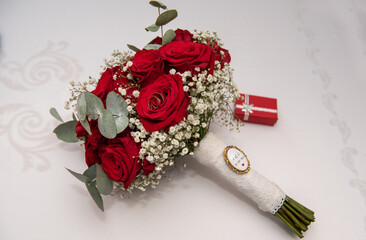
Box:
<box><xmin>155</xmin><ymin>9</ymin><xmax>178</xmax><ymax>26</ymax></box>
<box><xmin>76</xmin><ymin>92</ymin><xmax>87</xmax><ymax>121</ymax></box>
<box><xmin>114</xmin><ymin>114</ymin><xmax>129</xmax><ymax>134</ymax></box>
<box><xmin>83</xmin><ymin>164</ymin><xmax>97</xmax><ymax>180</ymax></box>
<box><xmin>50</xmin><ymin>107</ymin><xmax>63</xmax><ymax>122</ymax></box>
<box><xmin>66</xmin><ymin>168</ymin><xmax>90</xmax><ymax>183</ymax></box>
<box><xmin>80</xmin><ymin>119</ymin><xmax>92</xmax><ymax>136</ymax></box>
<box><xmin>143</xmin><ymin>44</ymin><xmax>162</xmax><ymax>50</ymax></box>
<box><xmin>162</xmin><ymin>29</ymin><xmax>176</xmax><ymax>45</ymax></box>
<box><xmin>85</xmin><ymin>182</ymin><xmax>104</xmax><ymax>211</ymax></box>
<box><xmin>53</xmin><ymin>120</ymin><xmax>79</xmax><ymax>143</ymax></box>
<box><xmin>106</xmin><ymin>92</ymin><xmax>128</xmax><ymax>116</ymax></box>
<box><xmin>72</xmin><ymin>112</ymin><xmax>77</xmax><ymax>121</ymax></box>
<box><xmin>98</xmin><ymin>109</ymin><xmax>117</xmax><ymax>139</ymax></box>
<box><xmin>145</xmin><ymin>24</ymin><xmax>160</xmax><ymax>32</ymax></box>
<box><xmin>96</xmin><ymin>164</ymin><xmax>113</xmax><ymax>195</ymax></box>
<box><xmin>88</xmin><ymin>114</ymin><xmax>99</xmax><ymax>120</ymax></box>
<box><xmin>85</xmin><ymin>92</ymin><xmax>104</xmax><ymax>115</ymax></box>
<box><xmin>127</xmin><ymin>44</ymin><xmax>141</xmax><ymax>52</ymax></box>
<box><xmin>149</xmin><ymin>1</ymin><xmax>167</xmax><ymax>9</ymax></box>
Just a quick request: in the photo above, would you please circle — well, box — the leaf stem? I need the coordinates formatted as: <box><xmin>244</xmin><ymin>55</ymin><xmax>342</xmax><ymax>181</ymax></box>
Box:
<box><xmin>158</xmin><ymin>7</ymin><xmax>163</xmax><ymax>38</ymax></box>
<box><xmin>86</xmin><ymin>113</ymin><xmax>121</xmax><ymax>118</ymax></box>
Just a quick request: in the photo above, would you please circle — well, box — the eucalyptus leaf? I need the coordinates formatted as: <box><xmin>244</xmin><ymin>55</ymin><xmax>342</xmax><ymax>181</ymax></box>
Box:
<box><xmin>85</xmin><ymin>92</ymin><xmax>104</xmax><ymax>115</ymax></box>
<box><xmin>88</xmin><ymin>115</ymin><xmax>99</xmax><ymax>120</ymax></box>
<box><xmin>85</xmin><ymin>182</ymin><xmax>104</xmax><ymax>211</ymax></box>
<box><xmin>66</xmin><ymin>168</ymin><xmax>90</xmax><ymax>183</ymax></box>
<box><xmin>155</xmin><ymin>9</ymin><xmax>178</xmax><ymax>26</ymax></box>
<box><xmin>162</xmin><ymin>29</ymin><xmax>176</xmax><ymax>45</ymax></box>
<box><xmin>145</xmin><ymin>24</ymin><xmax>160</xmax><ymax>32</ymax></box>
<box><xmin>80</xmin><ymin>119</ymin><xmax>92</xmax><ymax>136</ymax></box>
<box><xmin>76</xmin><ymin>92</ymin><xmax>86</xmax><ymax>121</ymax></box>
<box><xmin>83</xmin><ymin>164</ymin><xmax>97</xmax><ymax>180</ymax></box>
<box><xmin>149</xmin><ymin>1</ymin><xmax>167</xmax><ymax>9</ymax></box>
<box><xmin>114</xmin><ymin>114</ymin><xmax>129</xmax><ymax>134</ymax></box>
<box><xmin>72</xmin><ymin>112</ymin><xmax>77</xmax><ymax>121</ymax></box>
<box><xmin>53</xmin><ymin>120</ymin><xmax>79</xmax><ymax>143</ymax></box>
<box><xmin>98</xmin><ymin>109</ymin><xmax>117</xmax><ymax>139</ymax></box>
<box><xmin>50</xmin><ymin>108</ymin><xmax>63</xmax><ymax>122</ymax></box>
<box><xmin>143</xmin><ymin>44</ymin><xmax>162</xmax><ymax>50</ymax></box>
<box><xmin>127</xmin><ymin>44</ymin><xmax>141</xmax><ymax>52</ymax></box>
<box><xmin>106</xmin><ymin>92</ymin><xmax>128</xmax><ymax>116</ymax></box>
<box><xmin>96</xmin><ymin>164</ymin><xmax>113</xmax><ymax>195</ymax></box>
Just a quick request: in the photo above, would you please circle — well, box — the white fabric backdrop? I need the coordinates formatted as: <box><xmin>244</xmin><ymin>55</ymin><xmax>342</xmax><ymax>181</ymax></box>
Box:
<box><xmin>1</xmin><ymin>0</ymin><xmax>365</xmax><ymax>239</ymax></box>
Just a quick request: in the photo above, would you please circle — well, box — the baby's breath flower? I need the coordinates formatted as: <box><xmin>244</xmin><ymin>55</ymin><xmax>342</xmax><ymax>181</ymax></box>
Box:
<box><xmin>171</xmin><ymin>139</ymin><xmax>179</xmax><ymax>146</ymax></box>
<box><xmin>146</xmin><ymin>155</ymin><xmax>154</xmax><ymax>162</ymax></box>
<box><xmin>159</xmin><ymin>135</ymin><xmax>166</xmax><ymax>142</ymax></box>
<box><xmin>132</xmin><ymin>90</ymin><xmax>140</xmax><ymax>98</ymax></box>
<box><xmin>181</xmin><ymin>148</ymin><xmax>189</xmax><ymax>155</ymax></box>
<box><xmin>169</xmin><ymin>69</ymin><xmax>176</xmax><ymax>74</ymax></box>
<box><xmin>119</xmin><ymin>87</ymin><xmax>126</xmax><ymax>95</ymax></box>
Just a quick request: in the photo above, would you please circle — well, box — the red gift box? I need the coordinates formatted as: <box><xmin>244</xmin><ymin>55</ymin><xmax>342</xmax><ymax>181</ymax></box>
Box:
<box><xmin>235</xmin><ymin>94</ymin><xmax>278</xmax><ymax>126</ymax></box>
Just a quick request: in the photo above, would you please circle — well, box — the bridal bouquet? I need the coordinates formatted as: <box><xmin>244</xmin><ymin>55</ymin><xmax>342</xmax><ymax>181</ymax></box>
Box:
<box><xmin>51</xmin><ymin>1</ymin><xmax>314</xmax><ymax>238</ymax></box>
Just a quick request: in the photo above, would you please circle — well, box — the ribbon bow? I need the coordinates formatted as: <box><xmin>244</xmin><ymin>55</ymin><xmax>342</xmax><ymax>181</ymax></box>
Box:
<box><xmin>236</xmin><ymin>94</ymin><xmax>277</xmax><ymax>121</ymax></box>
<box><xmin>241</xmin><ymin>103</ymin><xmax>254</xmax><ymax>114</ymax></box>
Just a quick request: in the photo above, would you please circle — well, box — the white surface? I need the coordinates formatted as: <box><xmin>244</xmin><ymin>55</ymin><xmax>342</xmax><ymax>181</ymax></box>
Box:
<box><xmin>1</xmin><ymin>0</ymin><xmax>366</xmax><ymax>239</ymax></box>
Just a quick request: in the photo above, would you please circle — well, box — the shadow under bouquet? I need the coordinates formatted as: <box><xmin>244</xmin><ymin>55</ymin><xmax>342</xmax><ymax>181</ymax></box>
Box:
<box><xmin>51</xmin><ymin>1</ymin><xmax>314</xmax><ymax>238</ymax></box>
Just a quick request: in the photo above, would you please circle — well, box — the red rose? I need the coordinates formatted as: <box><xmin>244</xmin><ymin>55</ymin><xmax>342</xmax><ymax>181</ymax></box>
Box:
<box><xmin>130</xmin><ymin>49</ymin><xmax>164</xmax><ymax>86</ymax></box>
<box><xmin>76</xmin><ymin>120</ymin><xmax>107</xmax><ymax>167</ymax></box>
<box><xmin>75</xmin><ymin>121</ymin><xmax>87</xmax><ymax>138</ymax></box>
<box><xmin>91</xmin><ymin>67</ymin><xmax>118</xmax><ymax>102</ymax></box>
<box><xmin>174</xmin><ymin>29</ymin><xmax>193</xmax><ymax>42</ymax></box>
<box><xmin>143</xmin><ymin>159</ymin><xmax>155</xmax><ymax>176</ymax></box>
<box><xmin>76</xmin><ymin>120</ymin><xmax>106</xmax><ymax>148</ymax></box>
<box><xmin>149</xmin><ymin>36</ymin><xmax>162</xmax><ymax>45</ymax></box>
<box><xmin>85</xmin><ymin>140</ymin><xmax>102</xmax><ymax>167</ymax></box>
<box><xmin>76</xmin><ymin>120</ymin><xmax>154</xmax><ymax>184</ymax></box>
<box><xmin>100</xmin><ymin>136</ymin><xmax>142</xmax><ymax>189</ymax></box>
<box><xmin>149</xmin><ymin>29</ymin><xmax>194</xmax><ymax>45</ymax></box>
<box><xmin>208</xmin><ymin>44</ymin><xmax>231</xmax><ymax>74</ymax></box>
<box><xmin>92</xmin><ymin>66</ymin><xmax>137</xmax><ymax>104</ymax></box>
<box><xmin>159</xmin><ymin>41</ymin><xmax>213</xmax><ymax>73</ymax></box>
<box><xmin>136</xmin><ymin>74</ymin><xmax>190</xmax><ymax>132</ymax></box>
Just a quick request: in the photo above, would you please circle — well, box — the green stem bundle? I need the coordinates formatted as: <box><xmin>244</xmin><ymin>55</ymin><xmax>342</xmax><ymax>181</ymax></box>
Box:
<box><xmin>275</xmin><ymin>196</ymin><xmax>315</xmax><ymax>238</ymax></box>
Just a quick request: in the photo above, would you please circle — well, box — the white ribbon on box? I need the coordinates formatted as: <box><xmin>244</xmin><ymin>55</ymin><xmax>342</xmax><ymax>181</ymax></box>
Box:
<box><xmin>193</xmin><ymin>132</ymin><xmax>285</xmax><ymax>214</ymax></box>
<box><xmin>236</xmin><ymin>94</ymin><xmax>278</xmax><ymax>121</ymax></box>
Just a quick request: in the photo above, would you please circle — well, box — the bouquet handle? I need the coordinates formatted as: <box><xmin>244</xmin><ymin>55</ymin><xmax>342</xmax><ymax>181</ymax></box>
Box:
<box><xmin>193</xmin><ymin>132</ymin><xmax>315</xmax><ymax>238</ymax></box>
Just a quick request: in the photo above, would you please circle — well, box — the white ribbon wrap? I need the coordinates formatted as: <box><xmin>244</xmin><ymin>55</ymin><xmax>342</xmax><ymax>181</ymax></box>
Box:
<box><xmin>193</xmin><ymin>132</ymin><xmax>286</xmax><ymax>214</ymax></box>
<box><xmin>236</xmin><ymin>94</ymin><xmax>278</xmax><ymax>121</ymax></box>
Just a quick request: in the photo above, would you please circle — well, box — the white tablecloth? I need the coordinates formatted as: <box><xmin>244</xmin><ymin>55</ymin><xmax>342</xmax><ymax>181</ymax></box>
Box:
<box><xmin>1</xmin><ymin>0</ymin><xmax>365</xmax><ymax>239</ymax></box>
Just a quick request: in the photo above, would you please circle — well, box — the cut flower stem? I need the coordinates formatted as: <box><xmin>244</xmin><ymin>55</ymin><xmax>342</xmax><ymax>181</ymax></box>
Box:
<box><xmin>275</xmin><ymin>196</ymin><xmax>315</xmax><ymax>238</ymax></box>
